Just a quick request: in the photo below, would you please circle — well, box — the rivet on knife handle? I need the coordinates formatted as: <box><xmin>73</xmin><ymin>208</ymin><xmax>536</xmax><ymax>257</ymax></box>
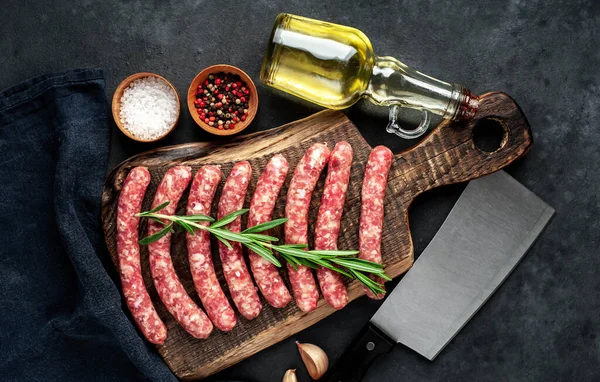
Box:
<box><xmin>325</xmin><ymin>324</ymin><xmax>395</xmax><ymax>382</ymax></box>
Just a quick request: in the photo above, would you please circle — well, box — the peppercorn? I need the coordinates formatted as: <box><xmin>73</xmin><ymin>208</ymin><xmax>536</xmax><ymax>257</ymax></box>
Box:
<box><xmin>196</xmin><ymin>71</ymin><xmax>251</xmax><ymax>129</ymax></box>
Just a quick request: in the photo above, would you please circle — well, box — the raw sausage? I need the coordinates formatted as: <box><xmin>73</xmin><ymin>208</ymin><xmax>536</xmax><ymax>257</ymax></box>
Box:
<box><xmin>186</xmin><ymin>166</ymin><xmax>237</xmax><ymax>331</ymax></box>
<box><xmin>247</xmin><ymin>154</ymin><xmax>291</xmax><ymax>308</ymax></box>
<box><xmin>285</xmin><ymin>143</ymin><xmax>331</xmax><ymax>312</ymax></box>
<box><xmin>217</xmin><ymin>161</ymin><xmax>262</xmax><ymax>320</ymax></box>
<box><xmin>117</xmin><ymin>167</ymin><xmax>167</xmax><ymax>344</ymax></box>
<box><xmin>359</xmin><ymin>146</ymin><xmax>393</xmax><ymax>299</ymax></box>
<box><xmin>148</xmin><ymin>166</ymin><xmax>213</xmax><ymax>339</ymax></box>
<box><xmin>315</xmin><ymin>141</ymin><xmax>353</xmax><ymax>310</ymax></box>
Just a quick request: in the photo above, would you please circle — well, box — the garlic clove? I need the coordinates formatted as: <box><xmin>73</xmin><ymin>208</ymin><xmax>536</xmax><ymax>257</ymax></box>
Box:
<box><xmin>283</xmin><ymin>369</ymin><xmax>298</xmax><ymax>382</ymax></box>
<box><xmin>296</xmin><ymin>341</ymin><xmax>329</xmax><ymax>380</ymax></box>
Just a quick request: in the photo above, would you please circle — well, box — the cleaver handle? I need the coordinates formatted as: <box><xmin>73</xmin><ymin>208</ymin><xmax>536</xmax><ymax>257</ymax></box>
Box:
<box><xmin>325</xmin><ymin>324</ymin><xmax>395</xmax><ymax>382</ymax></box>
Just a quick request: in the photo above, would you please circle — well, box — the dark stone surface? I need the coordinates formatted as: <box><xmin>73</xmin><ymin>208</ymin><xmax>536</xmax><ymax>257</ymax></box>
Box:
<box><xmin>1</xmin><ymin>1</ymin><xmax>598</xmax><ymax>381</ymax></box>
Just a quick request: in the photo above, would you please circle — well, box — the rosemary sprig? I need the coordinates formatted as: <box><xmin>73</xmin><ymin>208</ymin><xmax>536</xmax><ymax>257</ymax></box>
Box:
<box><xmin>136</xmin><ymin>202</ymin><xmax>389</xmax><ymax>295</ymax></box>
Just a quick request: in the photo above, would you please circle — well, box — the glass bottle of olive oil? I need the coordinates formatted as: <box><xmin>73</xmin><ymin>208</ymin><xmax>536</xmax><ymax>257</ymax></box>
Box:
<box><xmin>261</xmin><ymin>14</ymin><xmax>478</xmax><ymax>139</ymax></box>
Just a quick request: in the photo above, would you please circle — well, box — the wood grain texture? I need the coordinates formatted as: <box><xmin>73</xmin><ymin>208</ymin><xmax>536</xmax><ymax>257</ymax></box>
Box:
<box><xmin>101</xmin><ymin>91</ymin><xmax>532</xmax><ymax>379</ymax></box>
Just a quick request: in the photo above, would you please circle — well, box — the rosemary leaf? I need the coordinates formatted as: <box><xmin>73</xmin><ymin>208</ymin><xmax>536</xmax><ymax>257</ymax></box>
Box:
<box><xmin>178</xmin><ymin>220</ymin><xmax>195</xmax><ymax>235</ymax></box>
<box><xmin>242</xmin><ymin>218</ymin><xmax>288</xmax><ymax>234</ymax></box>
<box><xmin>245</xmin><ymin>242</ymin><xmax>281</xmax><ymax>267</ymax></box>
<box><xmin>281</xmin><ymin>253</ymin><xmax>300</xmax><ymax>269</ymax></box>
<box><xmin>331</xmin><ymin>258</ymin><xmax>385</xmax><ymax>273</ymax></box>
<box><xmin>277</xmin><ymin>244</ymin><xmax>308</xmax><ymax>249</ymax></box>
<box><xmin>308</xmin><ymin>249</ymin><xmax>359</xmax><ymax>257</ymax></box>
<box><xmin>214</xmin><ymin>235</ymin><xmax>232</xmax><ymax>249</ymax></box>
<box><xmin>185</xmin><ymin>214</ymin><xmax>215</xmax><ymax>222</ymax></box>
<box><xmin>338</xmin><ymin>258</ymin><xmax>385</xmax><ymax>268</ymax></box>
<box><xmin>147</xmin><ymin>201</ymin><xmax>170</xmax><ymax>214</ymax></box>
<box><xmin>243</xmin><ymin>233</ymin><xmax>279</xmax><ymax>242</ymax></box>
<box><xmin>294</xmin><ymin>257</ymin><xmax>318</xmax><ymax>269</ymax></box>
<box><xmin>310</xmin><ymin>258</ymin><xmax>353</xmax><ymax>278</ymax></box>
<box><xmin>139</xmin><ymin>222</ymin><xmax>173</xmax><ymax>245</ymax></box>
<box><xmin>149</xmin><ymin>217</ymin><xmax>167</xmax><ymax>226</ymax></box>
<box><xmin>206</xmin><ymin>227</ymin><xmax>252</xmax><ymax>243</ymax></box>
<box><xmin>210</xmin><ymin>209</ymin><xmax>249</xmax><ymax>228</ymax></box>
<box><xmin>273</xmin><ymin>246</ymin><xmax>322</xmax><ymax>260</ymax></box>
<box><xmin>350</xmin><ymin>269</ymin><xmax>385</xmax><ymax>295</ymax></box>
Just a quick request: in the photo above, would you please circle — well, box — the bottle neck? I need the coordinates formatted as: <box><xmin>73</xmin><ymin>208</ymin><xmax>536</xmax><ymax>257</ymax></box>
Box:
<box><xmin>366</xmin><ymin>56</ymin><xmax>478</xmax><ymax>120</ymax></box>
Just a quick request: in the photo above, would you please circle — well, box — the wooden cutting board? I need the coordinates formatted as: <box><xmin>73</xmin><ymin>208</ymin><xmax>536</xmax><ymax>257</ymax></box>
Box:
<box><xmin>101</xmin><ymin>92</ymin><xmax>532</xmax><ymax>379</ymax></box>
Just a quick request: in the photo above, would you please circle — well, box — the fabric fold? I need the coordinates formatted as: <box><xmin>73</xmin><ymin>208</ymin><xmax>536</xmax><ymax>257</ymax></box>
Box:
<box><xmin>0</xmin><ymin>69</ymin><xmax>176</xmax><ymax>381</ymax></box>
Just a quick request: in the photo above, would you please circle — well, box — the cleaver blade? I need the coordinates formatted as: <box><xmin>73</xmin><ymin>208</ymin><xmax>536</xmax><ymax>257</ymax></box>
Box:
<box><xmin>326</xmin><ymin>170</ymin><xmax>554</xmax><ymax>382</ymax></box>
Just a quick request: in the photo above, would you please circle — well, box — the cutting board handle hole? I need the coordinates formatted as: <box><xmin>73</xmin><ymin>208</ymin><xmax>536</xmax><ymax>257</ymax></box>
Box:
<box><xmin>473</xmin><ymin>118</ymin><xmax>507</xmax><ymax>153</ymax></box>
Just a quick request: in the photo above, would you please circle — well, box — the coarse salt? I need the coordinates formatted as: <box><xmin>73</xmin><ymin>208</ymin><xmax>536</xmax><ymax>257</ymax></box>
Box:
<box><xmin>119</xmin><ymin>76</ymin><xmax>178</xmax><ymax>140</ymax></box>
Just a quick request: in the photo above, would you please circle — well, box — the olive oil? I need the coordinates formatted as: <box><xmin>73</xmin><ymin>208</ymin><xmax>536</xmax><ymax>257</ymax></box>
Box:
<box><xmin>261</xmin><ymin>14</ymin><xmax>479</xmax><ymax>139</ymax></box>
<box><xmin>261</xmin><ymin>14</ymin><xmax>375</xmax><ymax>109</ymax></box>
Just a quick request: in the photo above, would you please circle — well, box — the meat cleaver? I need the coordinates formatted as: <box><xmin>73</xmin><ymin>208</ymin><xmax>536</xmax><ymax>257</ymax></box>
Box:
<box><xmin>326</xmin><ymin>170</ymin><xmax>554</xmax><ymax>382</ymax></box>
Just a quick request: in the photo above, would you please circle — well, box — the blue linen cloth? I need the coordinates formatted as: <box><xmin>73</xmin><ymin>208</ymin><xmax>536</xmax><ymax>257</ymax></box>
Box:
<box><xmin>0</xmin><ymin>69</ymin><xmax>176</xmax><ymax>381</ymax></box>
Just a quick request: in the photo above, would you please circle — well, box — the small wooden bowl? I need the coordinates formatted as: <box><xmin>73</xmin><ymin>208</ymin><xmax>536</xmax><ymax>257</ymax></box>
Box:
<box><xmin>187</xmin><ymin>65</ymin><xmax>258</xmax><ymax>136</ymax></box>
<box><xmin>112</xmin><ymin>72</ymin><xmax>181</xmax><ymax>142</ymax></box>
